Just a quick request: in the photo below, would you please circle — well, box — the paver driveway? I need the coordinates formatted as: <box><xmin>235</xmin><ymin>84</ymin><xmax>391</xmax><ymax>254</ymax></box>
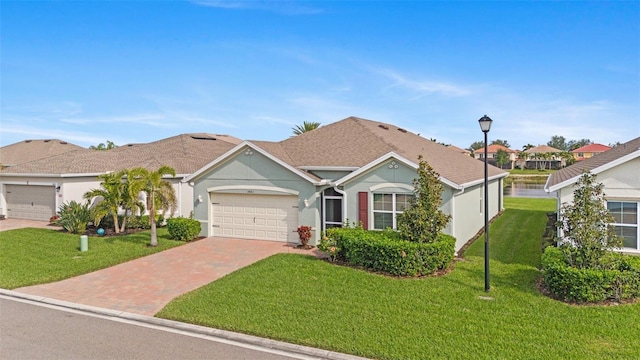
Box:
<box><xmin>16</xmin><ymin>237</ymin><xmax>323</xmax><ymax>316</ymax></box>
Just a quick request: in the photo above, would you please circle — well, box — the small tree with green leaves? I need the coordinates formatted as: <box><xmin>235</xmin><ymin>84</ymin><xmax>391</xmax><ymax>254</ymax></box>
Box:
<box><xmin>558</xmin><ymin>172</ymin><xmax>621</xmax><ymax>269</ymax></box>
<box><xmin>495</xmin><ymin>149</ymin><xmax>510</xmax><ymax>169</ymax></box>
<box><xmin>396</xmin><ymin>156</ymin><xmax>451</xmax><ymax>243</ymax></box>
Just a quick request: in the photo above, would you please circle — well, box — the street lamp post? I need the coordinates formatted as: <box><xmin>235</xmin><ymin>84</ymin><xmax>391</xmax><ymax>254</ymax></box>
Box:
<box><xmin>478</xmin><ymin>115</ymin><xmax>493</xmax><ymax>292</ymax></box>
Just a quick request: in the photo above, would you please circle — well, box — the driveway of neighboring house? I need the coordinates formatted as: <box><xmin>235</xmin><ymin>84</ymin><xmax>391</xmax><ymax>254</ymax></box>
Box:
<box><xmin>15</xmin><ymin>237</ymin><xmax>324</xmax><ymax>316</ymax></box>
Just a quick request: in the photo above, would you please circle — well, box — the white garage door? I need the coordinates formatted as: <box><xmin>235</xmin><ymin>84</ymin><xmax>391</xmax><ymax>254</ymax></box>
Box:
<box><xmin>6</xmin><ymin>185</ymin><xmax>56</xmax><ymax>221</ymax></box>
<box><xmin>211</xmin><ymin>193</ymin><xmax>299</xmax><ymax>242</ymax></box>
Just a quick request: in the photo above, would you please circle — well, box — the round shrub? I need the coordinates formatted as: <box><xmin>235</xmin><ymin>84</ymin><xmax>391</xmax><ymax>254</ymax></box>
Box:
<box><xmin>322</xmin><ymin>228</ymin><xmax>455</xmax><ymax>276</ymax></box>
<box><xmin>167</xmin><ymin>217</ymin><xmax>202</xmax><ymax>242</ymax></box>
<box><xmin>541</xmin><ymin>246</ymin><xmax>640</xmax><ymax>303</ymax></box>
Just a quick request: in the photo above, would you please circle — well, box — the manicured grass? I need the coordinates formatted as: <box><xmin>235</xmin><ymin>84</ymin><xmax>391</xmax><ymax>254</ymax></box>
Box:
<box><xmin>0</xmin><ymin>228</ymin><xmax>183</xmax><ymax>289</ymax></box>
<box><xmin>508</xmin><ymin>169</ymin><xmax>555</xmax><ymax>175</ymax></box>
<box><xmin>158</xmin><ymin>197</ymin><xmax>639</xmax><ymax>360</ymax></box>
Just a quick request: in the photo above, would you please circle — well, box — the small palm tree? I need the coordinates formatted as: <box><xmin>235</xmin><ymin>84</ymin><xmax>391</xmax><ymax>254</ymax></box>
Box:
<box><xmin>292</xmin><ymin>121</ymin><xmax>321</xmax><ymax>135</ymax></box>
<box><xmin>118</xmin><ymin>170</ymin><xmax>145</xmax><ymax>233</ymax></box>
<box><xmin>129</xmin><ymin>165</ymin><xmax>177</xmax><ymax>246</ymax></box>
<box><xmin>84</xmin><ymin>171</ymin><xmax>126</xmax><ymax>233</ymax></box>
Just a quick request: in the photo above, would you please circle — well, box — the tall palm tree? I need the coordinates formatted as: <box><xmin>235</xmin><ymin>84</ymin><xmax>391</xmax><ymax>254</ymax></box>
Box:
<box><xmin>84</xmin><ymin>170</ymin><xmax>126</xmax><ymax>233</ymax></box>
<box><xmin>292</xmin><ymin>121</ymin><xmax>321</xmax><ymax>136</ymax></box>
<box><xmin>130</xmin><ymin>165</ymin><xmax>177</xmax><ymax>246</ymax></box>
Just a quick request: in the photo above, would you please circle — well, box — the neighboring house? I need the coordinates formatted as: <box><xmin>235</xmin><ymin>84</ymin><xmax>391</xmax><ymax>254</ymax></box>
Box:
<box><xmin>571</xmin><ymin>143</ymin><xmax>611</xmax><ymax>162</ymax></box>
<box><xmin>473</xmin><ymin>144</ymin><xmax>517</xmax><ymax>169</ymax></box>
<box><xmin>0</xmin><ymin>139</ymin><xmax>84</xmax><ymax>169</ymax></box>
<box><xmin>0</xmin><ymin>134</ymin><xmax>241</xmax><ymax>222</ymax></box>
<box><xmin>523</xmin><ymin>145</ymin><xmax>565</xmax><ymax>170</ymax></box>
<box><xmin>545</xmin><ymin>137</ymin><xmax>640</xmax><ymax>254</ymax></box>
<box><xmin>185</xmin><ymin>117</ymin><xmax>508</xmax><ymax>253</ymax></box>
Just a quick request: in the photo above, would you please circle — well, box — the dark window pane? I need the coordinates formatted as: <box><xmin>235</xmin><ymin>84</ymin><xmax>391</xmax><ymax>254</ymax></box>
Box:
<box><xmin>373</xmin><ymin>194</ymin><xmax>392</xmax><ymax>211</ymax></box>
<box><xmin>325</xmin><ymin>199</ymin><xmax>342</xmax><ymax>223</ymax></box>
<box><xmin>374</xmin><ymin>213</ymin><xmax>392</xmax><ymax>230</ymax></box>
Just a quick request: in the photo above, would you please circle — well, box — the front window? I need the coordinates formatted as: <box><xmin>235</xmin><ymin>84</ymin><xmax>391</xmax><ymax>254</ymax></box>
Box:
<box><xmin>607</xmin><ymin>201</ymin><xmax>639</xmax><ymax>250</ymax></box>
<box><xmin>373</xmin><ymin>193</ymin><xmax>414</xmax><ymax>230</ymax></box>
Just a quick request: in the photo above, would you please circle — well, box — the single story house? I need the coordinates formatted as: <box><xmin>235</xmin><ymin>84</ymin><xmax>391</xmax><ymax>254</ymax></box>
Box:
<box><xmin>0</xmin><ymin>134</ymin><xmax>241</xmax><ymax>222</ymax></box>
<box><xmin>185</xmin><ymin>117</ymin><xmax>508</xmax><ymax>252</ymax></box>
<box><xmin>545</xmin><ymin>137</ymin><xmax>640</xmax><ymax>254</ymax></box>
<box><xmin>571</xmin><ymin>143</ymin><xmax>611</xmax><ymax>162</ymax></box>
<box><xmin>523</xmin><ymin>145</ymin><xmax>566</xmax><ymax>170</ymax></box>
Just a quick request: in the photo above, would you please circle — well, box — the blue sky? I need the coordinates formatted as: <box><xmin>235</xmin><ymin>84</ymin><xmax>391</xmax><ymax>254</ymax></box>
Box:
<box><xmin>1</xmin><ymin>1</ymin><xmax>639</xmax><ymax>150</ymax></box>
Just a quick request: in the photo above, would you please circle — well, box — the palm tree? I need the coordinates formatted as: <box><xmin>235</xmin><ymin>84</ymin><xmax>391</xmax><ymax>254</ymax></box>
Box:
<box><xmin>130</xmin><ymin>165</ymin><xmax>177</xmax><ymax>246</ymax></box>
<box><xmin>118</xmin><ymin>169</ymin><xmax>145</xmax><ymax>233</ymax></box>
<box><xmin>292</xmin><ymin>121</ymin><xmax>321</xmax><ymax>135</ymax></box>
<box><xmin>84</xmin><ymin>171</ymin><xmax>126</xmax><ymax>233</ymax></box>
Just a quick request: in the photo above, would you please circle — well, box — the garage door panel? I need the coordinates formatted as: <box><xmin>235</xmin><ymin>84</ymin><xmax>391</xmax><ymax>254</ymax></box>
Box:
<box><xmin>6</xmin><ymin>185</ymin><xmax>55</xmax><ymax>221</ymax></box>
<box><xmin>211</xmin><ymin>193</ymin><xmax>298</xmax><ymax>242</ymax></box>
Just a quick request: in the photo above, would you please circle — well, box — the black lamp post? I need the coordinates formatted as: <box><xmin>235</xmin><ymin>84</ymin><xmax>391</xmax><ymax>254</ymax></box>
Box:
<box><xmin>478</xmin><ymin>115</ymin><xmax>493</xmax><ymax>292</ymax></box>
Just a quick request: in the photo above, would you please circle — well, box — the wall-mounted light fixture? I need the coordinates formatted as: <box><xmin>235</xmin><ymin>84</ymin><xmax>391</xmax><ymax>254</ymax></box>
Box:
<box><xmin>55</xmin><ymin>185</ymin><xmax>61</xmax><ymax>192</ymax></box>
<box><xmin>197</xmin><ymin>194</ymin><xmax>203</xmax><ymax>203</ymax></box>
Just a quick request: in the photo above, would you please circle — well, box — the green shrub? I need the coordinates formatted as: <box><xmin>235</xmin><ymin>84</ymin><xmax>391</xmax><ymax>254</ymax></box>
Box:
<box><xmin>55</xmin><ymin>201</ymin><xmax>91</xmax><ymax>234</ymax></box>
<box><xmin>323</xmin><ymin>228</ymin><xmax>455</xmax><ymax>276</ymax></box>
<box><xmin>541</xmin><ymin>246</ymin><xmax>640</xmax><ymax>303</ymax></box>
<box><xmin>167</xmin><ymin>217</ymin><xmax>202</xmax><ymax>241</ymax></box>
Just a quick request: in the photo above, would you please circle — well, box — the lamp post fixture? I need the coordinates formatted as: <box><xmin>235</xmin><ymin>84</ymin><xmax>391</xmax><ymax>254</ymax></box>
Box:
<box><xmin>478</xmin><ymin>115</ymin><xmax>493</xmax><ymax>292</ymax></box>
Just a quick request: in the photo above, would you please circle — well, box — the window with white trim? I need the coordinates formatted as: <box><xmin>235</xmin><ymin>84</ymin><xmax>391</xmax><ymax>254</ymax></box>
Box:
<box><xmin>607</xmin><ymin>201</ymin><xmax>639</xmax><ymax>250</ymax></box>
<box><xmin>373</xmin><ymin>193</ymin><xmax>414</xmax><ymax>230</ymax></box>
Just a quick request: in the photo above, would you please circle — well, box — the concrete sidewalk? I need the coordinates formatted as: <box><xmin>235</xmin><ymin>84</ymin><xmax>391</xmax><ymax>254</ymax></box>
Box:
<box><xmin>0</xmin><ymin>218</ymin><xmax>61</xmax><ymax>232</ymax></box>
<box><xmin>16</xmin><ymin>237</ymin><xmax>324</xmax><ymax>316</ymax></box>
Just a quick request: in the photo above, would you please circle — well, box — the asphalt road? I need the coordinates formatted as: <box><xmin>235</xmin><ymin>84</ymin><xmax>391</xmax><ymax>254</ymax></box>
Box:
<box><xmin>0</xmin><ymin>296</ymin><xmax>316</xmax><ymax>360</ymax></box>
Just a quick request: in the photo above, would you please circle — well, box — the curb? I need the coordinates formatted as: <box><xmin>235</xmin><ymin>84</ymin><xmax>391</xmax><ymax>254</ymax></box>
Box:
<box><xmin>0</xmin><ymin>289</ymin><xmax>368</xmax><ymax>360</ymax></box>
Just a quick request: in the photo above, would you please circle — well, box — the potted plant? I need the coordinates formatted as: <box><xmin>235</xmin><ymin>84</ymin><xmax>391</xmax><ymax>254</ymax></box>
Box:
<box><xmin>296</xmin><ymin>225</ymin><xmax>313</xmax><ymax>249</ymax></box>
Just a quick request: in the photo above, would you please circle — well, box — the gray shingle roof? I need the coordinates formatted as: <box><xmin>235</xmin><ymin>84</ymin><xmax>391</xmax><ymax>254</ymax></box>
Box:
<box><xmin>261</xmin><ymin>116</ymin><xmax>507</xmax><ymax>186</ymax></box>
<box><xmin>546</xmin><ymin>136</ymin><xmax>640</xmax><ymax>189</ymax></box>
<box><xmin>0</xmin><ymin>134</ymin><xmax>241</xmax><ymax>176</ymax></box>
<box><xmin>0</xmin><ymin>139</ymin><xmax>85</xmax><ymax>167</ymax></box>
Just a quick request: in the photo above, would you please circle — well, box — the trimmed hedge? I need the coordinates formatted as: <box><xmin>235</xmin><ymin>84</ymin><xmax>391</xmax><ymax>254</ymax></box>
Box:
<box><xmin>541</xmin><ymin>246</ymin><xmax>640</xmax><ymax>303</ymax></box>
<box><xmin>167</xmin><ymin>217</ymin><xmax>202</xmax><ymax>242</ymax></box>
<box><xmin>324</xmin><ymin>228</ymin><xmax>455</xmax><ymax>276</ymax></box>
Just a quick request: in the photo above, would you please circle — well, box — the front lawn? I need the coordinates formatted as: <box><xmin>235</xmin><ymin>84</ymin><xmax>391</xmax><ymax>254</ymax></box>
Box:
<box><xmin>158</xmin><ymin>197</ymin><xmax>639</xmax><ymax>359</ymax></box>
<box><xmin>0</xmin><ymin>228</ymin><xmax>183</xmax><ymax>289</ymax></box>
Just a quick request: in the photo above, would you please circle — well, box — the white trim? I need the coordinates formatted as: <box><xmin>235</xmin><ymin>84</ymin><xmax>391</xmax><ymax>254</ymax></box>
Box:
<box><xmin>298</xmin><ymin>166</ymin><xmax>359</xmax><ymax>171</ymax></box>
<box><xmin>369</xmin><ymin>183</ymin><xmax>414</xmax><ymax>192</ymax></box>
<box><xmin>207</xmin><ymin>185</ymin><xmax>300</xmax><ymax>196</ymax></box>
<box><xmin>459</xmin><ymin>173</ymin><xmax>509</xmax><ymax>189</ymax></box>
<box><xmin>546</xmin><ymin>149</ymin><xmax>640</xmax><ymax>193</ymax></box>
<box><xmin>0</xmin><ymin>172</ymin><xmax>109</xmax><ymax>178</ymax></box>
<box><xmin>183</xmin><ymin>141</ymin><xmax>322</xmax><ymax>185</ymax></box>
<box><xmin>1</xmin><ymin>181</ymin><xmax>58</xmax><ymax>187</ymax></box>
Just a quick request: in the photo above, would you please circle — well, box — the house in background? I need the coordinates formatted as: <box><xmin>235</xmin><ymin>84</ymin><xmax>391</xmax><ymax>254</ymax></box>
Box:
<box><xmin>545</xmin><ymin>137</ymin><xmax>640</xmax><ymax>254</ymax></box>
<box><xmin>523</xmin><ymin>145</ymin><xmax>565</xmax><ymax>170</ymax></box>
<box><xmin>0</xmin><ymin>139</ymin><xmax>84</xmax><ymax>170</ymax></box>
<box><xmin>0</xmin><ymin>134</ymin><xmax>241</xmax><ymax>222</ymax></box>
<box><xmin>473</xmin><ymin>144</ymin><xmax>517</xmax><ymax>169</ymax></box>
<box><xmin>571</xmin><ymin>143</ymin><xmax>611</xmax><ymax>162</ymax></box>
<box><xmin>186</xmin><ymin>117</ymin><xmax>508</xmax><ymax>253</ymax></box>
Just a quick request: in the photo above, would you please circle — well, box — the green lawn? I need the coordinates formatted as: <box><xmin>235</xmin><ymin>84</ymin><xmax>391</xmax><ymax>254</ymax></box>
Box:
<box><xmin>158</xmin><ymin>197</ymin><xmax>639</xmax><ymax>360</ymax></box>
<box><xmin>0</xmin><ymin>228</ymin><xmax>183</xmax><ymax>289</ymax></box>
<box><xmin>508</xmin><ymin>168</ymin><xmax>556</xmax><ymax>175</ymax></box>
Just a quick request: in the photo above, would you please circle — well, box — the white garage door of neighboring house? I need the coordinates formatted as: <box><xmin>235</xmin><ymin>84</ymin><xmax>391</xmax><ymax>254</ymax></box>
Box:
<box><xmin>211</xmin><ymin>193</ymin><xmax>298</xmax><ymax>242</ymax></box>
<box><xmin>6</xmin><ymin>185</ymin><xmax>56</xmax><ymax>221</ymax></box>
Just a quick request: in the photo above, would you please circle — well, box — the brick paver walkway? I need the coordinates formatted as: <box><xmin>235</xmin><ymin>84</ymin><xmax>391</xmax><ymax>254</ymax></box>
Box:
<box><xmin>16</xmin><ymin>237</ymin><xmax>323</xmax><ymax>316</ymax></box>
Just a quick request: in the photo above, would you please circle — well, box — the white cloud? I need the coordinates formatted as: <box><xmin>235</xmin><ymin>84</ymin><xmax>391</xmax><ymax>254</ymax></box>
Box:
<box><xmin>190</xmin><ymin>0</ymin><xmax>325</xmax><ymax>15</ymax></box>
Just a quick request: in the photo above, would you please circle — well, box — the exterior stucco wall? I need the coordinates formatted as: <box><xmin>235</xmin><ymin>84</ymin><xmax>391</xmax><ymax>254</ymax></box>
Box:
<box><xmin>554</xmin><ymin>157</ymin><xmax>640</xmax><ymax>254</ymax></box>
<box><xmin>308</xmin><ymin>170</ymin><xmax>352</xmax><ymax>181</ymax></box>
<box><xmin>191</xmin><ymin>149</ymin><xmax>318</xmax><ymax>241</ymax></box>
